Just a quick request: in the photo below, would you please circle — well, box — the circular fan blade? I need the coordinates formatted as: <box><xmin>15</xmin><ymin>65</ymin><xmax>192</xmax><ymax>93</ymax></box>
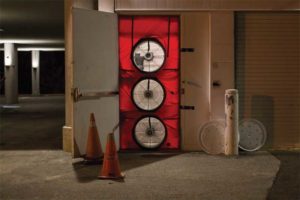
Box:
<box><xmin>132</xmin><ymin>78</ymin><xmax>165</xmax><ymax>111</ymax></box>
<box><xmin>239</xmin><ymin>119</ymin><xmax>267</xmax><ymax>152</ymax></box>
<box><xmin>199</xmin><ymin>120</ymin><xmax>225</xmax><ymax>155</ymax></box>
<box><xmin>132</xmin><ymin>39</ymin><xmax>165</xmax><ymax>73</ymax></box>
<box><xmin>134</xmin><ymin>116</ymin><xmax>167</xmax><ymax>149</ymax></box>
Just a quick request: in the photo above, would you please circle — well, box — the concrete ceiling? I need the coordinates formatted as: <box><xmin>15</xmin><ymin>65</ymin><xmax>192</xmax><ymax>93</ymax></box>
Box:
<box><xmin>0</xmin><ymin>0</ymin><xmax>64</xmax><ymax>48</ymax></box>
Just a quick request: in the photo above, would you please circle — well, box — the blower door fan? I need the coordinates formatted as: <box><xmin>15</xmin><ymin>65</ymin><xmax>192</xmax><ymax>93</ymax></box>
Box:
<box><xmin>132</xmin><ymin>78</ymin><xmax>165</xmax><ymax>111</ymax></box>
<box><xmin>134</xmin><ymin>116</ymin><xmax>167</xmax><ymax>149</ymax></box>
<box><xmin>132</xmin><ymin>39</ymin><xmax>166</xmax><ymax>72</ymax></box>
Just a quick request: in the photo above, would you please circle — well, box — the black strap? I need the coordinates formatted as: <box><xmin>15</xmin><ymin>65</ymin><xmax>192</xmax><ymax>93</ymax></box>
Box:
<box><xmin>131</xmin><ymin>16</ymin><xmax>134</xmax><ymax>50</ymax></box>
<box><xmin>180</xmin><ymin>105</ymin><xmax>195</xmax><ymax>110</ymax></box>
<box><xmin>167</xmin><ymin>17</ymin><xmax>171</xmax><ymax>57</ymax></box>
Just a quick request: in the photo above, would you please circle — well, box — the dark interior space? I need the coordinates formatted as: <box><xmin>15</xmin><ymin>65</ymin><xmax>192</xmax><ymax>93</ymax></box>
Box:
<box><xmin>0</xmin><ymin>51</ymin><xmax>65</xmax><ymax>95</ymax></box>
<box><xmin>0</xmin><ymin>51</ymin><xmax>65</xmax><ymax>150</ymax></box>
<box><xmin>40</xmin><ymin>51</ymin><xmax>65</xmax><ymax>94</ymax></box>
<box><xmin>18</xmin><ymin>52</ymin><xmax>32</xmax><ymax>94</ymax></box>
<box><xmin>0</xmin><ymin>51</ymin><xmax>4</xmax><ymax>94</ymax></box>
<box><xmin>0</xmin><ymin>51</ymin><xmax>33</xmax><ymax>95</ymax></box>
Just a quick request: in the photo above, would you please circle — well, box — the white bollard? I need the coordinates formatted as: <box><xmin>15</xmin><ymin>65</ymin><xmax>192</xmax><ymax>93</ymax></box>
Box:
<box><xmin>224</xmin><ymin>89</ymin><xmax>239</xmax><ymax>156</ymax></box>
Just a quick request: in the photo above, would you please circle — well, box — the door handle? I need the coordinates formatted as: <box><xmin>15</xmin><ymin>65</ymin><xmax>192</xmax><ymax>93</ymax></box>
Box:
<box><xmin>72</xmin><ymin>87</ymin><xmax>119</xmax><ymax>102</ymax></box>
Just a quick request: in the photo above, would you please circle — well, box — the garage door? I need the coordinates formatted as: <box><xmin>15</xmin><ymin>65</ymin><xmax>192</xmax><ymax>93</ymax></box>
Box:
<box><xmin>235</xmin><ymin>12</ymin><xmax>300</xmax><ymax>150</ymax></box>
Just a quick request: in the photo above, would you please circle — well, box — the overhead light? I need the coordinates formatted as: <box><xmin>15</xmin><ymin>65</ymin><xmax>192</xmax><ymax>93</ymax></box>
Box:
<box><xmin>0</xmin><ymin>28</ymin><xmax>4</xmax><ymax>32</ymax></box>
<box><xmin>0</xmin><ymin>39</ymin><xmax>64</xmax><ymax>44</ymax></box>
<box><xmin>18</xmin><ymin>47</ymin><xmax>65</xmax><ymax>51</ymax></box>
<box><xmin>32</xmin><ymin>51</ymin><xmax>40</xmax><ymax>68</ymax></box>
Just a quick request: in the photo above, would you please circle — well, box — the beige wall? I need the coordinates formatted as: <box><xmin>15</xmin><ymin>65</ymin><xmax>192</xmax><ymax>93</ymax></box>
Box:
<box><xmin>115</xmin><ymin>0</ymin><xmax>300</xmax><ymax>11</ymax></box>
<box><xmin>74</xmin><ymin>0</ymin><xmax>98</xmax><ymax>10</ymax></box>
<box><xmin>210</xmin><ymin>12</ymin><xmax>235</xmax><ymax>120</ymax></box>
<box><xmin>180</xmin><ymin>12</ymin><xmax>234</xmax><ymax>151</ymax></box>
<box><xmin>98</xmin><ymin>0</ymin><xmax>114</xmax><ymax>12</ymax></box>
<box><xmin>180</xmin><ymin>13</ymin><xmax>211</xmax><ymax>151</ymax></box>
<box><xmin>63</xmin><ymin>0</ymin><xmax>74</xmax><ymax>153</ymax></box>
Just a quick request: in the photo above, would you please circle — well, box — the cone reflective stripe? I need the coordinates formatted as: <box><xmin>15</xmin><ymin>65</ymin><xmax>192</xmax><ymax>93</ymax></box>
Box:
<box><xmin>84</xmin><ymin>113</ymin><xmax>103</xmax><ymax>162</ymax></box>
<box><xmin>99</xmin><ymin>133</ymin><xmax>124</xmax><ymax>180</ymax></box>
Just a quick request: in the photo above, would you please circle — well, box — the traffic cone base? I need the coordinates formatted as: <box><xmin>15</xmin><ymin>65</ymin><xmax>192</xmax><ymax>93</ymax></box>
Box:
<box><xmin>98</xmin><ymin>172</ymin><xmax>125</xmax><ymax>180</ymax></box>
<box><xmin>98</xmin><ymin>133</ymin><xmax>124</xmax><ymax>180</ymax></box>
<box><xmin>83</xmin><ymin>113</ymin><xmax>103</xmax><ymax>164</ymax></box>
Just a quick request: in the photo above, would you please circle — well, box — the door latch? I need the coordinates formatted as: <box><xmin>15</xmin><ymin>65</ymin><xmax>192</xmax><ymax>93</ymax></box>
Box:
<box><xmin>71</xmin><ymin>87</ymin><xmax>119</xmax><ymax>102</ymax></box>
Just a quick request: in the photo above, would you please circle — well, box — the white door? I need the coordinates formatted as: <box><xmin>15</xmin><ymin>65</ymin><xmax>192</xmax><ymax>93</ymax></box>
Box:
<box><xmin>73</xmin><ymin>8</ymin><xmax>119</xmax><ymax>156</ymax></box>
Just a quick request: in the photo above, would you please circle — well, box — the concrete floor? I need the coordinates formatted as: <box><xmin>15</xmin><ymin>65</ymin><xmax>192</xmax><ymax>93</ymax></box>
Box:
<box><xmin>0</xmin><ymin>96</ymin><xmax>298</xmax><ymax>200</ymax></box>
<box><xmin>268</xmin><ymin>151</ymin><xmax>300</xmax><ymax>200</ymax></box>
<box><xmin>0</xmin><ymin>96</ymin><xmax>64</xmax><ymax>150</ymax></box>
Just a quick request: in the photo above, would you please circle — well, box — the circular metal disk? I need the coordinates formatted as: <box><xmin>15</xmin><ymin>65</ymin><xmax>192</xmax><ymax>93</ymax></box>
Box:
<box><xmin>132</xmin><ymin>39</ymin><xmax>165</xmax><ymax>73</ymax></box>
<box><xmin>132</xmin><ymin>78</ymin><xmax>165</xmax><ymax>111</ymax></box>
<box><xmin>239</xmin><ymin>119</ymin><xmax>267</xmax><ymax>152</ymax></box>
<box><xmin>199</xmin><ymin>120</ymin><xmax>225</xmax><ymax>155</ymax></box>
<box><xmin>133</xmin><ymin>116</ymin><xmax>166</xmax><ymax>149</ymax></box>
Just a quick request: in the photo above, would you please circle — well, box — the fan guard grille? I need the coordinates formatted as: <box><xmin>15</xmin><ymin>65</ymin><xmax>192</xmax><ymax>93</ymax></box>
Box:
<box><xmin>132</xmin><ymin>39</ymin><xmax>166</xmax><ymax>73</ymax></box>
<box><xmin>239</xmin><ymin>119</ymin><xmax>267</xmax><ymax>152</ymax></box>
<box><xmin>199</xmin><ymin>120</ymin><xmax>225</xmax><ymax>155</ymax></box>
<box><xmin>133</xmin><ymin>116</ymin><xmax>166</xmax><ymax>149</ymax></box>
<box><xmin>132</xmin><ymin>78</ymin><xmax>165</xmax><ymax>111</ymax></box>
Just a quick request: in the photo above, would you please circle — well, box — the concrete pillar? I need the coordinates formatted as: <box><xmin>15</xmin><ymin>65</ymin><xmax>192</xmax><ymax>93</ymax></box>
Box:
<box><xmin>31</xmin><ymin>51</ymin><xmax>40</xmax><ymax>95</ymax></box>
<box><xmin>224</xmin><ymin>89</ymin><xmax>239</xmax><ymax>156</ymax></box>
<box><xmin>4</xmin><ymin>43</ymin><xmax>18</xmax><ymax>104</ymax></box>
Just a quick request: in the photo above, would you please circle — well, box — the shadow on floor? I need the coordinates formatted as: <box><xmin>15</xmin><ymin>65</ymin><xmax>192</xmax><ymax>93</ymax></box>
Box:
<box><xmin>267</xmin><ymin>151</ymin><xmax>300</xmax><ymax>200</ymax></box>
<box><xmin>0</xmin><ymin>96</ymin><xmax>64</xmax><ymax>150</ymax></box>
<box><xmin>72</xmin><ymin>153</ymin><xmax>180</xmax><ymax>183</ymax></box>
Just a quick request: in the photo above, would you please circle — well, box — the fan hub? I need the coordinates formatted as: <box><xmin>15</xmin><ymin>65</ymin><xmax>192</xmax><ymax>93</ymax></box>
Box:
<box><xmin>146</xmin><ymin>127</ymin><xmax>155</xmax><ymax>136</ymax></box>
<box><xmin>144</xmin><ymin>52</ymin><xmax>153</xmax><ymax>61</ymax></box>
<box><xmin>144</xmin><ymin>90</ymin><xmax>153</xmax><ymax>98</ymax></box>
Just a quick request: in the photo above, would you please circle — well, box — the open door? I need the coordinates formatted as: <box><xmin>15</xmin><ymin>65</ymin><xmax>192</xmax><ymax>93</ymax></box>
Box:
<box><xmin>73</xmin><ymin>8</ymin><xmax>119</xmax><ymax>156</ymax></box>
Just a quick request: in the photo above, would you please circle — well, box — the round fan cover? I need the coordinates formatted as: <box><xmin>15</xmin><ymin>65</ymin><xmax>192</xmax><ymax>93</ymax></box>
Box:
<box><xmin>133</xmin><ymin>116</ymin><xmax>167</xmax><ymax>149</ymax></box>
<box><xmin>239</xmin><ymin>119</ymin><xmax>267</xmax><ymax>152</ymax></box>
<box><xmin>199</xmin><ymin>120</ymin><xmax>225</xmax><ymax>155</ymax></box>
<box><xmin>132</xmin><ymin>78</ymin><xmax>165</xmax><ymax>111</ymax></box>
<box><xmin>132</xmin><ymin>39</ymin><xmax>166</xmax><ymax>72</ymax></box>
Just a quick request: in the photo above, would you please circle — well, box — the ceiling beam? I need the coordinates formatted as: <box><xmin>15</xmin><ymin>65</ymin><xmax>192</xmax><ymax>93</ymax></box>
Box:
<box><xmin>115</xmin><ymin>0</ymin><xmax>300</xmax><ymax>12</ymax></box>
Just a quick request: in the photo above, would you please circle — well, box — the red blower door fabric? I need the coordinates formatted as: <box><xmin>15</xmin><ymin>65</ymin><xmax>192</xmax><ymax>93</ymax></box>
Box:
<box><xmin>119</xmin><ymin>16</ymin><xmax>180</xmax><ymax>150</ymax></box>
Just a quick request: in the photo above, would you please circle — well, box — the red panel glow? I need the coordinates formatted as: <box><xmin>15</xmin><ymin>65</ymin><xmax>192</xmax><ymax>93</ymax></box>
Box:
<box><xmin>119</xmin><ymin>16</ymin><xmax>180</xmax><ymax>150</ymax></box>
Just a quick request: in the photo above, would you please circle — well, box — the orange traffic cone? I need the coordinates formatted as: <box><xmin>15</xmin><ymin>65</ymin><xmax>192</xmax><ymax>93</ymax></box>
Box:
<box><xmin>84</xmin><ymin>113</ymin><xmax>103</xmax><ymax>164</ymax></box>
<box><xmin>98</xmin><ymin>133</ymin><xmax>124</xmax><ymax>180</ymax></box>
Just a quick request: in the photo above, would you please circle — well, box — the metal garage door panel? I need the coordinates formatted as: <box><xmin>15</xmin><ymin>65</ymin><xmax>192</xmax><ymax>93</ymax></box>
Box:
<box><xmin>235</xmin><ymin>12</ymin><xmax>300</xmax><ymax>149</ymax></box>
<box><xmin>73</xmin><ymin>8</ymin><xmax>119</xmax><ymax>155</ymax></box>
